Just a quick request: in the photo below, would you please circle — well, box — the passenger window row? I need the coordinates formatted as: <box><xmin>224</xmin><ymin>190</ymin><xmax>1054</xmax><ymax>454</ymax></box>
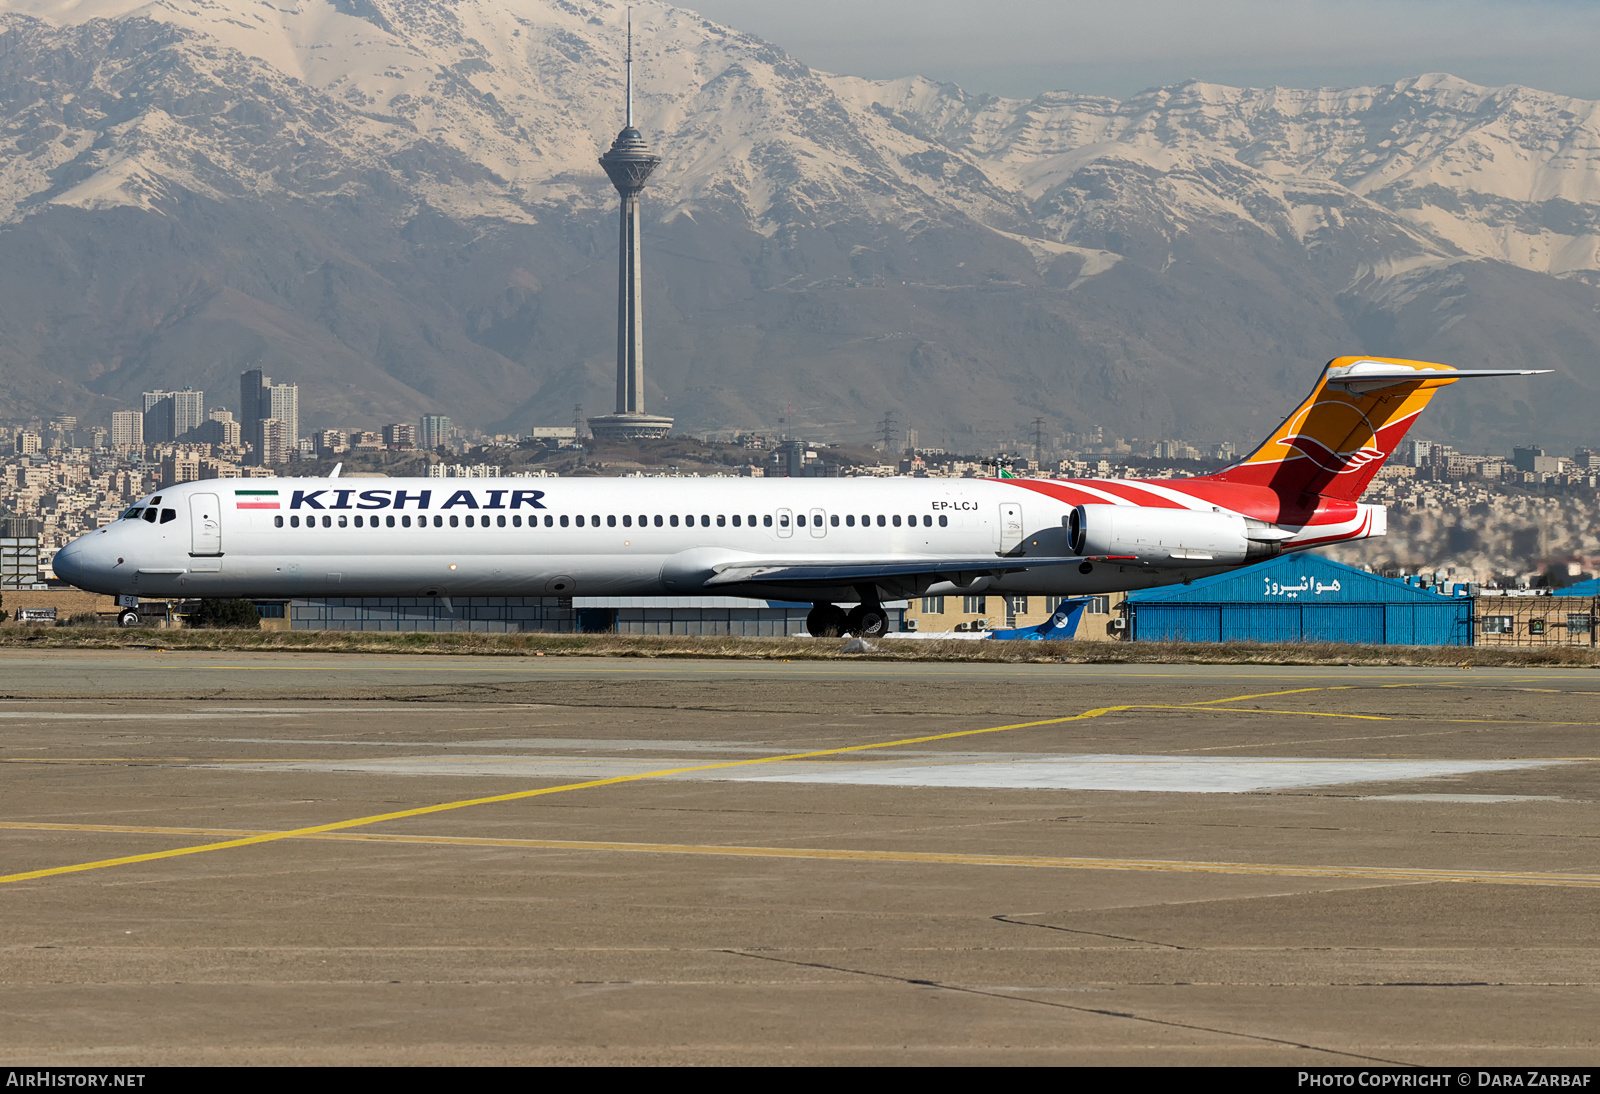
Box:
<box><xmin>271</xmin><ymin>512</ymin><xmax>954</xmax><ymax>530</ymax></box>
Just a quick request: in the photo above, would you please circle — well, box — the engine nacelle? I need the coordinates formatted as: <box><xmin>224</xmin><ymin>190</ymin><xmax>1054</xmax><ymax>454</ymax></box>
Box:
<box><xmin>1066</xmin><ymin>505</ymin><xmax>1283</xmax><ymax>566</ymax></box>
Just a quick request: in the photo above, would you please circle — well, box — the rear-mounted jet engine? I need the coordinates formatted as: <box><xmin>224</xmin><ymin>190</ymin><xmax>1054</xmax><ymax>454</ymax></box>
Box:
<box><xmin>1066</xmin><ymin>504</ymin><xmax>1290</xmax><ymax>566</ymax></box>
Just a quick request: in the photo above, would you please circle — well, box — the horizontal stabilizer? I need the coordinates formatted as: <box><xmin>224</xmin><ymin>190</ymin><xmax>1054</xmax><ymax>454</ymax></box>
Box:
<box><xmin>1326</xmin><ymin>362</ymin><xmax>1551</xmax><ymax>393</ymax></box>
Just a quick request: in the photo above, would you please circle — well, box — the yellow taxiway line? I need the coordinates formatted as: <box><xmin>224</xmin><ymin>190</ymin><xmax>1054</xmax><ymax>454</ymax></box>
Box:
<box><xmin>3</xmin><ymin>820</ymin><xmax>1597</xmax><ymax>889</ymax></box>
<box><xmin>0</xmin><ymin>686</ymin><xmax>1586</xmax><ymax>886</ymax></box>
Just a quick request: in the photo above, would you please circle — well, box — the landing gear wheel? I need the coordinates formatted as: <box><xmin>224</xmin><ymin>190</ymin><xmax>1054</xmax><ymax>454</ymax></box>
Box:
<box><xmin>117</xmin><ymin>609</ymin><xmax>140</xmax><ymax>627</ymax></box>
<box><xmin>844</xmin><ymin>604</ymin><xmax>889</xmax><ymax>638</ymax></box>
<box><xmin>806</xmin><ymin>603</ymin><xmax>847</xmax><ymax>638</ymax></box>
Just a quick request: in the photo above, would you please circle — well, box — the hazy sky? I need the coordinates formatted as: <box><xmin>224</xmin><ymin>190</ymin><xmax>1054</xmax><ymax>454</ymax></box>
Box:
<box><xmin>684</xmin><ymin>0</ymin><xmax>1600</xmax><ymax>101</ymax></box>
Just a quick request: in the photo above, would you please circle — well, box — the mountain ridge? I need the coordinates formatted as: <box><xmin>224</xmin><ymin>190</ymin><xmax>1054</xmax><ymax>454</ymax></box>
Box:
<box><xmin>0</xmin><ymin>0</ymin><xmax>1595</xmax><ymax>451</ymax></box>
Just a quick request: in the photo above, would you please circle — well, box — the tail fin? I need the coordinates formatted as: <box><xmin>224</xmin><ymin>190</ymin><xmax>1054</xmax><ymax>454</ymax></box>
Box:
<box><xmin>1204</xmin><ymin>356</ymin><xmax>1546</xmax><ymax>502</ymax></box>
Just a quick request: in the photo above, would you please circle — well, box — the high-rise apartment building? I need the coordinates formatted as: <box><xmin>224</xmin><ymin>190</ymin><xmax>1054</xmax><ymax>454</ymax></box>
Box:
<box><xmin>420</xmin><ymin>415</ymin><xmax>452</xmax><ymax>452</ymax></box>
<box><xmin>268</xmin><ymin>383</ymin><xmax>298</xmax><ymax>444</ymax></box>
<box><xmin>240</xmin><ymin>368</ymin><xmax>265</xmax><ymax>456</ymax></box>
<box><xmin>143</xmin><ymin>390</ymin><xmax>175</xmax><ymax>444</ymax></box>
<box><xmin>110</xmin><ymin>411</ymin><xmax>143</xmax><ymax>448</ymax></box>
<box><xmin>240</xmin><ymin>369</ymin><xmax>299</xmax><ymax>465</ymax></box>
<box><xmin>383</xmin><ymin>423</ymin><xmax>416</xmax><ymax>449</ymax></box>
<box><xmin>259</xmin><ymin>418</ymin><xmax>291</xmax><ymax>465</ymax></box>
<box><xmin>142</xmin><ymin>389</ymin><xmax>205</xmax><ymax>443</ymax></box>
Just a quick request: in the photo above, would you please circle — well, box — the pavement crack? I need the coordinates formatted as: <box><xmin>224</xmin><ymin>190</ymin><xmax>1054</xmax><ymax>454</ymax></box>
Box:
<box><xmin>990</xmin><ymin>913</ymin><xmax>1190</xmax><ymax>950</ymax></box>
<box><xmin>721</xmin><ymin>949</ymin><xmax>1414</xmax><ymax>1065</ymax></box>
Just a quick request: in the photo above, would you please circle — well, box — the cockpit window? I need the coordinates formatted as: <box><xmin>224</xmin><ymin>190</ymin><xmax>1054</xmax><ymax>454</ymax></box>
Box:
<box><xmin>149</xmin><ymin>496</ymin><xmax>162</xmax><ymax>505</ymax></box>
<box><xmin>122</xmin><ymin>507</ymin><xmax>144</xmax><ymax>520</ymax></box>
<box><xmin>159</xmin><ymin>509</ymin><xmax>176</xmax><ymax>524</ymax></box>
<box><xmin>142</xmin><ymin>509</ymin><xmax>158</xmax><ymax>523</ymax></box>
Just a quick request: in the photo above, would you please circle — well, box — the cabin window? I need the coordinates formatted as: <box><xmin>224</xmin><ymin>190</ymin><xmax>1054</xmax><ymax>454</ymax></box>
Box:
<box><xmin>701</xmin><ymin>515</ymin><xmax>710</xmax><ymax>527</ymax></box>
<box><xmin>593</xmin><ymin>515</ymin><xmax>602</xmax><ymax>527</ymax></box>
<box><xmin>846</xmin><ymin>515</ymin><xmax>855</xmax><ymax>527</ymax></box>
<box><xmin>763</xmin><ymin>515</ymin><xmax>772</xmax><ymax>527</ymax></box>
<box><xmin>622</xmin><ymin>515</ymin><xmax>632</xmax><ymax>527</ymax></box>
<box><xmin>545</xmin><ymin>515</ymin><xmax>554</xmax><ymax>527</ymax></box>
<box><xmin>353</xmin><ymin>515</ymin><xmax>363</xmax><ymax>527</ymax></box>
<box><xmin>778</xmin><ymin>514</ymin><xmax>790</xmax><ymax>527</ymax></box>
<box><xmin>402</xmin><ymin>515</ymin><xmax>412</xmax><ymax>527</ymax></box>
<box><xmin>830</xmin><ymin>515</ymin><xmax>839</xmax><ymax>526</ymax></box>
<box><xmin>449</xmin><ymin>515</ymin><xmax>459</xmax><ymax>527</ymax></box>
<box><xmin>891</xmin><ymin>515</ymin><xmax>900</xmax><ymax>527</ymax></box>
<box><xmin>669</xmin><ymin>515</ymin><xmax>679</xmax><ymax>527</ymax></box>
<box><xmin>575</xmin><ymin>515</ymin><xmax>584</xmax><ymax>527</ymax></box>
<box><xmin>513</xmin><ymin>515</ymin><xmax>522</xmax><ymax>527</ymax></box>
<box><xmin>876</xmin><ymin>515</ymin><xmax>886</xmax><ymax>527</ymax></box>
<box><xmin>386</xmin><ymin>515</ymin><xmax>396</xmax><ymax>528</ymax></box>
<box><xmin>731</xmin><ymin>515</ymin><xmax>741</xmax><ymax>527</ymax></box>
<box><xmin>922</xmin><ymin>515</ymin><xmax>932</xmax><ymax>527</ymax></box>
<box><xmin>337</xmin><ymin>515</ymin><xmax>347</xmax><ymax>527</ymax></box>
<box><xmin>468</xmin><ymin>515</ymin><xmax>478</xmax><ymax>527</ymax></box>
<box><xmin>274</xmin><ymin>515</ymin><xmax>284</xmax><ymax>528</ymax></box>
<box><xmin>653</xmin><ymin>515</ymin><xmax>662</xmax><ymax>527</ymax></box>
<box><xmin>607</xmin><ymin>515</ymin><xmax>616</xmax><ymax>527</ymax></box>
<box><xmin>290</xmin><ymin>515</ymin><xmax>300</xmax><ymax>528</ymax></box>
<box><xmin>716</xmin><ymin>515</ymin><xmax>725</xmax><ymax>527</ymax></box>
<box><xmin>938</xmin><ymin>515</ymin><xmax>948</xmax><ymax>527</ymax></box>
<box><xmin>498</xmin><ymin>515</ymin><xmax>507</xmax><ymax>527</ymax></box>
<box><xmin>560</xmin><ymin>515</ymin><xmax>569</xmax><ymax>527</ymax></box>
<box><xmin>748</xmin><ymin>514</ymin><xmax>757</xmax><ymax>526</ymax></box>
<box><xmin>796</xmin><ymin>514</ymin><xmax>806</xmax><ymax>527</ymax></box>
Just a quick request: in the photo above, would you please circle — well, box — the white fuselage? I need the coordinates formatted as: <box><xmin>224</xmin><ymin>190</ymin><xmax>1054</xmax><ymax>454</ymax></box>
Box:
<box><xmin>54</xmin><ymin>475</ymin><xmax>1367</xmax><ymax>603</ymax></box>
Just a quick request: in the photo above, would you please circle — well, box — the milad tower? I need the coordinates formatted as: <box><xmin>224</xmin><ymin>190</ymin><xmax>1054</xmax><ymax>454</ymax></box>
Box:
<box><xmin>587</xmin><ymin>17</ymin><xmax>673</xmax><ymax>442</ymax></box>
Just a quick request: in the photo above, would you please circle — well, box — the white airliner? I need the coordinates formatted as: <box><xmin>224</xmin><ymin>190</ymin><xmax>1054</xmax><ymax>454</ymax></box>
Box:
<box><xmin>55</xmin><ymin>357</ymin><xmax>1544</xmax><ymax>636</ymax></box>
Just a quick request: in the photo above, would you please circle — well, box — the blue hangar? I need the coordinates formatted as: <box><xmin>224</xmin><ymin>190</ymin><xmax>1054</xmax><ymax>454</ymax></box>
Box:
<box><xmin>1125</xmin><ymin>554</ymin><xmax>1473</xmax><ymax>646</ymax></box>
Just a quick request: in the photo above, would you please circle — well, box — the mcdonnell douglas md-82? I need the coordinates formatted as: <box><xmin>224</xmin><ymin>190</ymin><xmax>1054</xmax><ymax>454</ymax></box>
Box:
<box><xmin>55</xmin><ymin>357</ymin><xmax>1545</xmax><ymax>637</ymax></box>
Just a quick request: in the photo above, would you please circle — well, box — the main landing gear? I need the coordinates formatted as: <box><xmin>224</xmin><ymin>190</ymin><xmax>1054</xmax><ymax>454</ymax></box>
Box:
<box><xmin>806</xmin><ymin>601</ymin><xmax>889</xmax><ymax>639</ymax></box>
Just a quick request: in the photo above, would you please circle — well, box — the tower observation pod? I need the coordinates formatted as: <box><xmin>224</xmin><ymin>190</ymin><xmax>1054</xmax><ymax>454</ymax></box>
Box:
<box><xmin>588</xmin><ymin>14</ymin><xmax>674</xmax><ymax>442</ymax></box>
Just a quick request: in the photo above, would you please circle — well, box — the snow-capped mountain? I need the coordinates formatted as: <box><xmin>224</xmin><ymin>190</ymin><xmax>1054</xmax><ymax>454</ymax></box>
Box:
<box><xmin>0</xmin><ymin>0</ymin><xmax>1596</xmax><ymax>448</ymax></box>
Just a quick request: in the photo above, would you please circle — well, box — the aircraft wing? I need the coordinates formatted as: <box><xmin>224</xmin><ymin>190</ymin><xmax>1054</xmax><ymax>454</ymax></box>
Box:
<box><xmin>702</xmin><ymin>555</ymin><xmax>1095</xmax><ymax>588</ymax></box>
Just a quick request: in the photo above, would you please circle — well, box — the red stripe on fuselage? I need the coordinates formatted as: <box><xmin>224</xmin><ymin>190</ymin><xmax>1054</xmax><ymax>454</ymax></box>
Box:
<box><xmin>1000</xmin><ymin>477</ymin><xmax>1358</xmax><ymax>529</ymax></box>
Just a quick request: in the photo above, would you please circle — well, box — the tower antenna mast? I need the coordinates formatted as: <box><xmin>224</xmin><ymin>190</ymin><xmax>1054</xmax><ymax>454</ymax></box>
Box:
<box><xmin>626</xmin><ymin>8</ymin><xmax>633</xmax><ymax>128</ymax></box>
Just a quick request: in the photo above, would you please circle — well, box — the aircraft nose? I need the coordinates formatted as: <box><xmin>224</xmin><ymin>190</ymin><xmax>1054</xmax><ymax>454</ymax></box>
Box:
<box><xmin>53</xmin><ymin>534</ymin><xmax>118</xmax><ymax>594</ymax></box>
<box><xmin>53</xmin><ymin>539</ymin><xmax>84</xmax><ymax>585</ymax></box>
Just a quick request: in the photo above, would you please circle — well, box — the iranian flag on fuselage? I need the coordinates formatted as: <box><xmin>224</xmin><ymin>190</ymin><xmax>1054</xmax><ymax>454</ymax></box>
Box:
<box><xmin>234</xmin><ymin>489</ymin><xmax>280</xmax><ymax>510</ymax></box>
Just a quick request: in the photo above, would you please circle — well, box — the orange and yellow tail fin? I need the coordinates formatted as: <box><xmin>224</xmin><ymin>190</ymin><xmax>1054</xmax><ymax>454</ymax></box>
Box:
<box><xmin>1204</xmin><ymin>356</ymin><xmax>1544</xmax><ymax>503</ymax></box>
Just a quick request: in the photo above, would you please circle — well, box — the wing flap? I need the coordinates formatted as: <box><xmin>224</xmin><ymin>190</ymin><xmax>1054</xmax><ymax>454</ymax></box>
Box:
<box><xmin>703</xmin><ymin>555</ymin><xmax>1096</xmax><ymax>588</ymax></box>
